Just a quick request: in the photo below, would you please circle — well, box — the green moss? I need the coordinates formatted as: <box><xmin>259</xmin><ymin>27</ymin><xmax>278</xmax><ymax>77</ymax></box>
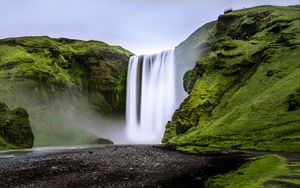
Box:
<box><xmin>0</xmin><ymin>102</ymin><xmax>34</xmax><ymax>149</ymax></box>
<box><xmin>163</xmin><ymin>5</ymin><xmax>300</xmax><ymax>152</ymax></box>
<box><xmin>205</xmin><ymin>155</ymin><xmax>287</xmax><ymax>188</ymax></box>
<box><xmin>92</xmin><ymin>93</ymin><xmax>110</xmax><ymax>112</ymax></box>
<box><xmin>0</xmin><ymin>36</ymin><xmax>132</xmax><ymax>146</ymax></box>
<box><xmin>176</xmin><ymin>145</ymin><xmax>219</xmax><ymax>153</ymax></box>
<box><xmin>0</xmin><ymin>137</ymin><xmax>15</xmax><ymax>149</ymax></box>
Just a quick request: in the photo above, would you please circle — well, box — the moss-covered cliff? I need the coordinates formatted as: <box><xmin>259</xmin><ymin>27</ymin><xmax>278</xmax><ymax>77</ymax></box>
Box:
<box><xmin>0</xmin><ymin>102</ymin><xmax>33</xmax><ymax>149</ymax></box>
<box><xmin>0</xmin><ymin>36</ymin><xmax>132</xmax><ymax>146</ymax></box>
<box><xmin>163</xmin><ymin>5</ymin><xmax>300</xmax><ymax>152</ymax></box>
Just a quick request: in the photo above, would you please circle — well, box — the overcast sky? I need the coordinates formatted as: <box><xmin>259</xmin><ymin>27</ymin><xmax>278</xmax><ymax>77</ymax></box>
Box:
<box><xmin>0</xmin><ymin>0</ymin><xmax>298</xmax><ymax>54</ymax></box>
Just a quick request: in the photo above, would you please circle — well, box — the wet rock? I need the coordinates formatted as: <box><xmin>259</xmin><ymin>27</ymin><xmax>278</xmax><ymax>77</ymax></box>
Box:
<box><xmin>91</xmin><ymin>138</ymin><xmax>113</xmax><ymax>145</ymax></box>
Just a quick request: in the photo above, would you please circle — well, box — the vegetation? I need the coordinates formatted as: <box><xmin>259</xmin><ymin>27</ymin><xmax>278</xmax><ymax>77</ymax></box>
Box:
<box><xmin>0</xmin><ymin>36</ymin><xmax>132</xmax><ymax>147</ymax></box>
<box><xmin>163</xmin><ymin>5</ymin><xmax>300</xmax><ymax>152</ymax></box>
<box><xmin>205</xmin><ymin>154</ymin><xmax>300</xmax><ymax>188</ymax></box>
<box><xmin>0</xmin><ymin>102</ymin><xmax>33</xmax><ymax>149</ymax></box>
<box><xmin>205</xmin><ymin>155</ymin><xmax>286</xmax><ymax>188</ymax></box>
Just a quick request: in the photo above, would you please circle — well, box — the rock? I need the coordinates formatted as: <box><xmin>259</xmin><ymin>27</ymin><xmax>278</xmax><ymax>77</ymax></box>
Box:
<box><xmin>0</xmin><ymin>102</ymin><xmax>34</xmax><ymax>149</ymax></box>
<box><xmin>91</xmin><ymin>138</ymin><xmax>113</xmax><ymax>145</ymax></box>
<box><xmin>195</xmin><ymin>177</ymin><xmax>202</xmax><ymax>181</ymax></box>
<box><xmin>51</xmin><ymin>166</ymin><xmax>58</xmax><ymax>170</ymax></box>
<box><xmin>224</xmin><ymin>7</ymin><xmax>233</xmax><ymax>14</ymax></box>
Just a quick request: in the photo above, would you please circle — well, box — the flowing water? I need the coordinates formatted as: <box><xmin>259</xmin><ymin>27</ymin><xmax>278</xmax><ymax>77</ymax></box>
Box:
<box><xmin>126</xmin><ymin>50</ymin><xmax>176</xmax><ymax>143</ymax></box>
<box><xmin>0</xmin><ymin>145</ymin><xmax>105</xmax><ymax>158</ymax></box>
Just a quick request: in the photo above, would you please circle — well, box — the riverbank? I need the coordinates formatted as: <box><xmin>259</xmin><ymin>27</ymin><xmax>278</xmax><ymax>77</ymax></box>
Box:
<box><xmin>0</xmin><ymin>145</ymin><xmax>247</xmax><ymax>188</ymax></box>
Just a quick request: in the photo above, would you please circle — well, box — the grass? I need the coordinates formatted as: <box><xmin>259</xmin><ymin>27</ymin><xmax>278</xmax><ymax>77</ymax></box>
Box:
<box><xmin>206</xmin><ymin>154</ymin><xmax>300</xmax><ymax>188</ymax></box>
<box><xmin>163</xmin><ymin>5</ymin><xmax>300</xmax><ymax>152</ymax></box>
<box><xmin>176</xmin><ymin>145</ymin><xmax>219</xmax><ymax>153</ymax></box>
<box><xmin>205</xmin><ymin>155</ymin><xmax>287</xmax><ymax>188</ymax></box>
<box><xmin>263</xmin><ymin>157</ymin><xmax>300</xmax><ymax>187</ymax></box>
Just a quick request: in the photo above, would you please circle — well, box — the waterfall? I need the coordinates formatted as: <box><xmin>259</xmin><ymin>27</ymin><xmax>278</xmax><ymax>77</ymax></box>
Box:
<box><xmin>126</xmin><ymin>50</ymin><xmax>176</xmax><ymax>143</ymax></box>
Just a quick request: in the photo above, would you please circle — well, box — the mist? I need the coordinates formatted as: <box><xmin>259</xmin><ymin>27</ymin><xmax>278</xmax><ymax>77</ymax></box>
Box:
<box><xmin>63</xmin><ymin>103</ymin><xmax>131</xmax><ymax>144</ymax></box>
<box><xmin>0</xmin><ymin>78</ymin><xmax>130</xmax><ymax>146</ymax></box>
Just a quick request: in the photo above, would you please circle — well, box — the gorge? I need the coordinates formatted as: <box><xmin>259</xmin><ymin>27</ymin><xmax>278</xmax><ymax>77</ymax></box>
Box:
<box><xmin>0</xmin><ymin>4</ymin><xmax>299</xmax><ymax>188</ymax></box>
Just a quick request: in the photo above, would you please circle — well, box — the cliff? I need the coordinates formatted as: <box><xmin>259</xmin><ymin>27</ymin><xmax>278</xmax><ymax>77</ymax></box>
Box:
<box><xmin>0</xmin><ymin>102</ymin><xmax>33</xmax><ymax>149</ymax></box>
<box><xmin>163</xmin><ymin>5</ymin><xmax>300</xmax><ymax>152</ymax></box>
<box><xmin>0</xmin><ymin>36</ymin><xmax>132</xmax><ymax>146</ymax></box>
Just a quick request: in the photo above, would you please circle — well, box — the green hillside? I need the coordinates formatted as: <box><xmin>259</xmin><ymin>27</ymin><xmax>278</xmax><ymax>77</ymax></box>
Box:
<box><xmin>0</xmin><ymin>36</ymin><xmax>132</xmax><ymax>146</ymax></box>
<box><xmin>163</xmin><ymin>5</ymin><xmax>300</xmax><ymax>152</ymax></box>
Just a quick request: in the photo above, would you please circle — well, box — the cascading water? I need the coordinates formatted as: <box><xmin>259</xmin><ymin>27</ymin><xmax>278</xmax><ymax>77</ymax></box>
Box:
<box><xmin>126</xmin><ymin>50</ymin><xmax>176</xmax><ymax>143</ymax></box>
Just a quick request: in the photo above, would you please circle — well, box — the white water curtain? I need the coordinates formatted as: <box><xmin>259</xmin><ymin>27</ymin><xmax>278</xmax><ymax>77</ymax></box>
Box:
<box><xmin>126</xmin><ymin>50</ymin><xmax>176</xmax><ymax>143</ymax></box>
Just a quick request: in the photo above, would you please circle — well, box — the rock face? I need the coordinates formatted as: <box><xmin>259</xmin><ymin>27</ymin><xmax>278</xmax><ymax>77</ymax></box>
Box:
<box><xmin>0</xmin><ymin>102</ymin><xmax>34</xmax><ymax>149</ymax></box>
<box><xmin>163</xmin><ymin>5</ymin><xmax>300</xmax><ymax>152</ymax></box>
<box><xmin>174</xmin><ymin>20</ymin><xmax>217</xmax><ymax>105</ymax></box>
<box><xmin>91</xmin><ymin>138</ymin><xmax>114</xmax><ymax>145</ymax></box>
<box><xmin>0</xmin><ymin>36</ymin><xmax>132</xmax><ymax>146</ymax></box>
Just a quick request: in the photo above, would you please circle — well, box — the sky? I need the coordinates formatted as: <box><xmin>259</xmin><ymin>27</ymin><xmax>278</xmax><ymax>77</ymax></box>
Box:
<box><xmin>0</xmin><ymin>0</ymin><xmax>299</xmax><ymax>55</ymax></box>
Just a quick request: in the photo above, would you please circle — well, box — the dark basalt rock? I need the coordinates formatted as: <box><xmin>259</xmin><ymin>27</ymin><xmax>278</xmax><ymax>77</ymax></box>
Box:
<box><xmin>91</xmin><ymin>138</ymin><xmax>114</xmax><ymax>145</ymax></box>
